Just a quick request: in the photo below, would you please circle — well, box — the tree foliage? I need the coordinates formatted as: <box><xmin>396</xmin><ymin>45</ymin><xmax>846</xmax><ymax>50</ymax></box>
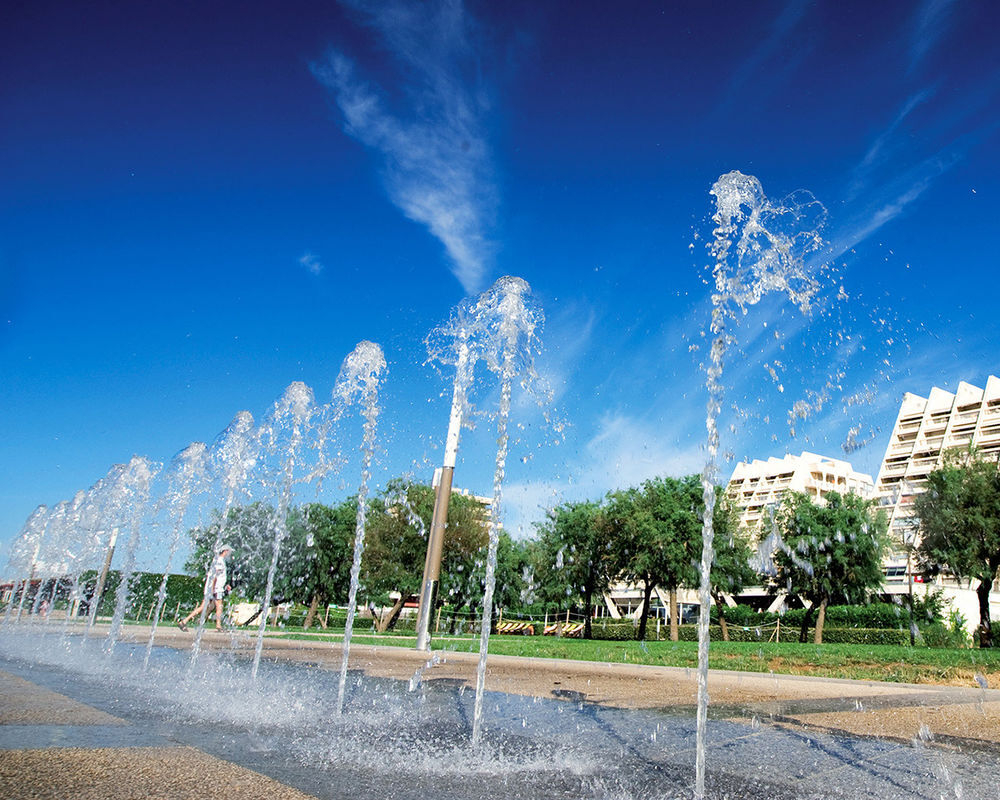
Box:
<box><xmin>362</xmin><ymin>479</ymin><xmax>489</xmax><ymax>630</ymax></box>
<box><xmin>773</xmin><ymin>491</ymin><xmax>888</xmax><ymax>643</ymax></box>
<box><xmin>186</xmin><ymin>502</ymin><xmax>309</xmax><ymax>606</ymax></box>
<box><xmin>533</xmin><ymin>500</ymin><xmax>616</xmax><ymax>638</ymax></box>
<box><xmin>606</xmin><ymin>475</ymin><xmax>702</xmax><ymax>641</ymax></box>
<box><xmin>298</xmin><ymin>499</ymin><xmax>357</xmax><ymax>625</ymax></box>
<box><xmin>914</xmin><ymin>447</ymin><xmax>1000</xmax><ymax>647</ymax></box>
<box><xmin>708</xmin><ymin>491</ymin><xmax>757</xmax><ymax>640</ymax></box>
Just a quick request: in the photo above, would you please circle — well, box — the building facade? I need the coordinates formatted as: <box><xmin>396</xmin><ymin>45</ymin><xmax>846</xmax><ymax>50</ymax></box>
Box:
<box><xmin>726</xmin><ymin>451</ymin><xmax>875</xmax><ymax>535</ymax></box>
<box><xmin>874</xmin><ymin>376</ymin><xmax>1000</xmax><ymax>628</ymax></box>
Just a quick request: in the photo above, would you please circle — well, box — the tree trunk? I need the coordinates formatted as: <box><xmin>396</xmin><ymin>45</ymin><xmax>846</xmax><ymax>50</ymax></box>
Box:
<box><xmin>813</xmin><ymin>597</ymin><xmax>828</xmax><ymax>645</ymax></box>
<box><xmin>636</xmin><ymin>580</ymin><xmax>654</xmax><ymax>641</ymax></box>
<box><xmin>713</xmin><ymin>591</ymin><xmax>730</xmax><ymax>642</ymax></box>
<box><xmin>583</xmin><ymin>588</ymin><xmax>593</xmax><ymax>640</ymax></box>
<box><xmin>669</xmin><ymin>588</ymin><xmax>679</xmax><ymax>642</ymax></box>
<box><xmin>799</xmin><ymin>604</ymin><xmax>814</xmax><ymax>643</ymax></box>
<box><xmin>303</xmin><ymin>592</ymin><xmax>320</xmax><ymax>630</ymax></box>
<box><xmin>376</xmin><ymin>594</ymin><xmax>408</xmax><ymax>633</ymax></box>
<box><xmin>977</xmin><ymin>579</ymin><xmax>993</xmax><ymax>648</ymax></box>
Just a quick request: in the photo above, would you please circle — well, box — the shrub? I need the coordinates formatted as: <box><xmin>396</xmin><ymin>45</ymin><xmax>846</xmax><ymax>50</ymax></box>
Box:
<box><xmin>817</xmin><ymin>627</ymin><xmax>911</xmax><ymax>646</ymax></box>
<box><xmin>920</xmin><ymin>622</ymin><xmax>970</xmax><ymax>649</ymax></box>
<box><xmin>591</xmin><ymin>621</ymin><xmax>639</xmax><ymax>641</ymax></box>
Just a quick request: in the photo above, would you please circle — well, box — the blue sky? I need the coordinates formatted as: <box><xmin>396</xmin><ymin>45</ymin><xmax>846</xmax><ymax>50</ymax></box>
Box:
<box><xmin>2</xmin><ymin>0</ymin><xmax>998</xmax><ymax>566</ymax></box>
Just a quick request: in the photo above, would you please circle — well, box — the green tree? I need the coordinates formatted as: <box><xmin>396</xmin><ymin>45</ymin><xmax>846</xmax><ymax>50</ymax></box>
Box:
<box><xmin>709</xmin><ymin>491</ymin><xmax>757</xmax><ymax>641</ymax></box>
<box><xmin>490</xmin><ymin>531</ymin><xmax>532</xmax><ymax>614</ymax></box>
<box><xmin>608</xmin><ymin>475</ymin><xmax>702</xmax><ymax>641</ymax></box>
<box><xmin>436</xmin><ymin>492</ymin><xmax>492</xmax><ymax>629</ymax></box>
<box><xmin>299</xmin><ymin>500</ymin><xmax>357</xmax><ymax>628</ymax></box>
<box><xmin>186</xmin><ymin>502</ymin><xmax>310</xmax><ymax>619</ymax></box>
<box><xmin>362</xmin><ymin>479</ymin><xmax>489</xmax><ymax>632</ymax></box>
<box><xmin>914</xmin><ymin>447</ymin><xmax>1000</xmax><ymax>648</ymax></box>
<box><xmin>773</xmin><ymin>491</ymin><xmax>888</xmax><ymax>644</ymax></box>
<box><xmin>533</xmin><ymin>500</ymin><xmax>617</xmax><ymax>638</ymax></box>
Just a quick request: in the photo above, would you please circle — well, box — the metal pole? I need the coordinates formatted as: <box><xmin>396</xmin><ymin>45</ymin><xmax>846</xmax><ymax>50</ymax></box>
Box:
<box><xmin>907</xmin><ymin>537</ymin><xmax>916</xmax><ymax>646</ymax></box>
<box><xmin>88</xmin><ymin>528</ymin><xmax>118</xmax><ymax>629</ymax></box>
<box><xmin>415</xmin><ymin>336</ymin><xmax>470</xmax><ymax>652</ymax></box>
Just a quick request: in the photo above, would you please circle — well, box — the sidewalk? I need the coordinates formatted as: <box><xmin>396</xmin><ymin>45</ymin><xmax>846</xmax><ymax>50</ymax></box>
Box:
<box><xmin>0</xmin><ymin>667</ymin><xmax>319</xmax><ymax>800</ymax></box>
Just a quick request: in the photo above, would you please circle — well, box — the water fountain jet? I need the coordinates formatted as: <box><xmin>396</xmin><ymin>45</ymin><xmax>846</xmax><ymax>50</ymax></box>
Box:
<box><xmin>333</xmin><ymin>340</ymin><xmax>387</xmax><ymax>714</ymax></box>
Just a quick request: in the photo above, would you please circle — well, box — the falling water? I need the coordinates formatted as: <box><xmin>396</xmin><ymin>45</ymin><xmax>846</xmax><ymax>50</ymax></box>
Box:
<box><xmin>144</xmin><ymin>443</ymin><xmax>208</xmax><ymax>669</ymax></box>
<box><xmin>694</xmin><ymin>171</ymin><xmax>826</xmax><ymax>799</ymax></box>
<box><xmin>335</xmin><ymin>340</ymin><xmax>387</xmax><ymax>715</ymax></box>
<box><xmin>252</xmin><ymin>383</ymin><xmax>317</xmax><ymax>681</ymax></box>
<box><xmin>87</xmin><ymin>462</ymin><xmax>136</xmax><ymax>632</ymax></box>
<box><xmin>37</xmin><ymin>494</ymin><xmax>85</xmax><ymax>625</ymax></box>
<box><xmin>469</xmin><ymin>276</ymin><xmax>545</xmax><ymax>744</ymax></box>
<box><xmin>4</xmin><ymin>505</ymin><xmax>49</xmax><ymax>625</ymax></box>
<box><xmin>30</xmin><ymin>500</ymin><xmax>71</xmax><ymax>618</ymax></box>
<box><xmin>61</xmin><ymin>485</ymin><xmax>106</xmax><ymax>638</ymax></box>
<box><xmin>107</xmin><ymin>456</ymin><xmax>158</xmax><ymax>652</ymax></box>
<box><xmin>189</xmin><ymin>411</ymin><xmax>258</xmax><ymax>666</ymax></box>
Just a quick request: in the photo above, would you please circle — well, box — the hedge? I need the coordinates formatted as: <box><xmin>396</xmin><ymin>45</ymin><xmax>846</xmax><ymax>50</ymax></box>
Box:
<box><xmin>587</xmin><ymin>620</ymin><xmax>911</xmax><ymax>645</ymax></box>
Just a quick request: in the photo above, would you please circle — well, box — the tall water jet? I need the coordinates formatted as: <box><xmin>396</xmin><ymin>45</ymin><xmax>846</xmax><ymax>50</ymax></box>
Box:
<box><xmin>694</xmin><ymin>171</ymin><xmax>826</xmax><ymax>799</ymax></box>
<box><xmin>35</xmin><ymin>495</ymin><xmax>85</xmax><ymax>624</ymax></box>
<box><xmin>252</xmin><ymin>383</ymin><xmax>318</xmax><ymax>681</ymax></box>
<box><xmin>469</xmin><ymin>276</ymin><xmax>545</xmax><ymax>744</ymax></box>
<box><xmin>189</xmin><ymin>411</ymin><xmax>258</xmax><ymax>666</ymax></box>
<box><xmin>107</xmin><ymin>456</ymin><xmax>159</xmax><ymax>651</ymax></box>
<box><xmin>334</xmin><ymin>340</ymin><xmax>387</xmax><ymax>715</ymax></box>
<box><xmin>87</xmin><ymin>462</ymin><xmax>135</xmax><ymax>632</ymax></box>
<box><xmin>60</xmin><ymin>485</ymin><xmax>106</xmax><ymax>636</ymax></box>
<box><xmin>144</xmin><ymin>442</ymin><xmax>208</xmax><ymax>668</ymax></box>
<box><xmin>3</xmin><ymin>505</ymin><xmax>49</xmax><ymax>625</ymax></box>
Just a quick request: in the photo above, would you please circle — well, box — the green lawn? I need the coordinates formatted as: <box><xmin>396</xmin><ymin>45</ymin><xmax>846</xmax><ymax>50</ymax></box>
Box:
<box><xmin>268</xmin><ymin>629</ymin><xmax>1000</xmax><ymax>687</ymax></box>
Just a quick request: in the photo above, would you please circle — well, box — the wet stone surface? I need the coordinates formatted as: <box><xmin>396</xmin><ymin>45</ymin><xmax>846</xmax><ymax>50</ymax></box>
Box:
<box><xmin>0</xmin><ymin>635</ymin><xmax>997</xmax><ymax>799</ymax></box>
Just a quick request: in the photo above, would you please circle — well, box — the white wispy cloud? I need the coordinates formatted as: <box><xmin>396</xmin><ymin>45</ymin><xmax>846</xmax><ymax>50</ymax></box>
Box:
<box><xmin>910</xmin><ymin>0</ymin><xmax>957</xmax><ymax>71</ymax></box>
<box><xmin>716</xmin><ymin>0</ymin><xmax>812</xmax><ymax>111</ymax></box>
<box><xmin>299</xmin><ymin>252</ymin><xmax>323</xmax><ymax>275</ymax></box>
<box><xmin>527</xmin><ymin>298</ymin><xmax>598</xmax><ymax>409</ymax></box>
<box><xmin>847</xmin><ymin>88</ymin><xmax>937</xmax><ymax>200</ymax></box>
<box><xmin>501</xmin><ymin>412</ymin><xmax>706</xmax><ymax>538</ymax></box>
<box><xmin>832</xmin><ymin>151</ymin><xmax>957</xmax><ymax>256</ymax></box>
<box><xmin>313</xmin><ymin>0</ymin><xmax>496</xmax><ymax>294</ymax></box>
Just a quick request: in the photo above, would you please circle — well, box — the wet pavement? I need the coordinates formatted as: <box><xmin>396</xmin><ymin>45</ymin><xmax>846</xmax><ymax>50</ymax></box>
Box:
<box><xmin>0</xmin><ymin>626</ymin><xmax>997</xmax><ymax>799</ymax></box>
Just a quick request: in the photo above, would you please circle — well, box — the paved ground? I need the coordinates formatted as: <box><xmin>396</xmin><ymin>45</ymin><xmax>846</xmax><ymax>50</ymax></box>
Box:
<box><xmin>171</xmin><ymin>625</ymin><xmax>1000</xmax><ymax>750</ymax></box>
<box><xmin>0</xmin><ymin>664</ymin><xmax>320</xmax><ymax>800</ymax></box>
<box><xmin>1</xmin><ymin>623</ymin><xmax>998</xmax><ymax>799</ymax></box>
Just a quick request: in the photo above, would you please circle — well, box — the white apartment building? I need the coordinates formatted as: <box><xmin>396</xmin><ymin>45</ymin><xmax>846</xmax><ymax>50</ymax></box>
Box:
<box><xmin>874</xmin><ymin>376</ymin><xmax>1000</xmax><ymax>629</ymax></box>
<box><xmin>726</xmin><ymin>451</ymin><xmax>875</xmax><ymax>535</ymax></box>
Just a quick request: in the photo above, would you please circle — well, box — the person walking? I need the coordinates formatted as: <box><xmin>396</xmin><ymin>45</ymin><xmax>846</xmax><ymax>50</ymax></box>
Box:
<box><xmin>178</xmin><ymin>545</ymin><xmax>232</xmax><ymax>632</ymax></box>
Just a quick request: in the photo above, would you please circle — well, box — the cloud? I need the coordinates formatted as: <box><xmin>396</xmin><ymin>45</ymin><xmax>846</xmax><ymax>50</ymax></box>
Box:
<box><xmin>831</xmin><ymin>152</ymin><xmax>956</xmax><ymax>256</ymax></box>
<box><xmin>910</xmin><ymin>0</ymin><xmax>957</xmax><ymax>70</ymax></box>
<box><xmin>313</xmin><ymin>0</ymin><xmax>496</xmax><ymax>295</ymax></box>
<box><xmin>847</xmin><ymin>89</ymin><xmax>937</xmax><ymax>200</ymax></box>
<box><xmin>299</xmin><ymin>252</ymin><xmax>323</xmax><ymax>275</ymax></box>
<box><xmin>501</xmin><ymin>411</ymin><xmax>707</xmax><ymax>537</ymax></box>
<box><xmin>716</xmin><ymin>0</ymin><xmax>812</xmax><ymax>111</ymax></box>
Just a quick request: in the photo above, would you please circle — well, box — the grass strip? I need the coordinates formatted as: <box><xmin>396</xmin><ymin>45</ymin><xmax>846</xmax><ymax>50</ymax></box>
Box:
<box><xmin>266</xmin><ymin>629</ymin><xmax>1000</xmax><ymax>687</ymax></box>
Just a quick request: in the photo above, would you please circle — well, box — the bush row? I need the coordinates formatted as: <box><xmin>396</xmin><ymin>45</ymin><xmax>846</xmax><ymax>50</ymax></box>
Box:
<box><xmin>584</xmin><ymin>620</ymin><xmax>912</xmax><ymax>646</ymax></box>
<box><xmin>712</xmin><ymin>601</ymin><xmax>938</xmax><ymax>630</ymax></box>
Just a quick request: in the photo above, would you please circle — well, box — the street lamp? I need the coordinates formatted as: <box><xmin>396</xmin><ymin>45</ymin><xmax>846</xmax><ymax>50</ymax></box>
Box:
<box><xmin>415</xmin><ymin>334</ymin><xmax>470</xmax><ymax>652</ymax></box>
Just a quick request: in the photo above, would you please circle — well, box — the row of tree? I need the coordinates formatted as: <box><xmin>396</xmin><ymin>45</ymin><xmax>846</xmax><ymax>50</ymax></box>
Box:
<box><xmin>534</xmin><ymin>477</ymin><xmax>891</xmax><ymax>644</ymax></box>
<box><xmin>186</xmin><ymin>479</ymin><xmax>524</xmax><ymax>632</ymax></box>
<box><xmin>185</xmin><ymin>447</ymin><xmax>1000</xmax><ymax>647</ymax></box>
<box><xmin>184</xmin><ymin>474</ymin><xmax>887</xmax><ymax>645</ymax></box>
